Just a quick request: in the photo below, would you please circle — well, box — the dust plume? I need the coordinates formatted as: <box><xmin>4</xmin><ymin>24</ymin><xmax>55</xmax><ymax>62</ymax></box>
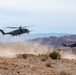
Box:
<box><xmin>59</xmin><ymin>47</ymin><xmax>76</xmax><ymax>60</ymax></box>
<box><xmin>62</xmin><ymin>52</ymin><xmax>76</xmax><ymax>59</ymax></box>
<box><xmin>0</xmin><ymin>48</ymin><xmax>17</xmax><ymax>58</ymax></box>
<box><xmin>0</xmin><ymin>42</ymin><xmax>76</xmax><ymax>60</ymax></box>
<box><xmin>0</xmin><ymin>41</ymin><xmax>54</xmax><ymax>58</ymax></box>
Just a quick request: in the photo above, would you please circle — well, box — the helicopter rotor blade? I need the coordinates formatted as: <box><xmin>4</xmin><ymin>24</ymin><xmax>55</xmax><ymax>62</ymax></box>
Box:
<box><xmin>23</xmin><ymin>25</ymin><xmax>35</xmax><ymax>28</ymax></box>
<box><xmin>5</xmin><ymin>27</ymin><xmax>19</xmax><ymax>28</ymax></box>
<box><xmin>5</xmin><ymin>25</ymin><xmax>35</xmax><ymax>29</ymax></box>
<box><xmin>29</xmin><ymin>30</ymin><xmax>33</xmax><ymax>32</ymax></box>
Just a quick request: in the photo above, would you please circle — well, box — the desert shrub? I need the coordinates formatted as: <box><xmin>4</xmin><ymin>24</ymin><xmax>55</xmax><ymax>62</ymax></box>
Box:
<box><xmin>17</xmin><ymin>54</ymin><xmax>27</xmax><ymax>59</ymax></box>
<box><xmin>60</xmin><ymin>71</ymin><xmax>66</xmax><ymax>75</ymax></box>
<box><xmin>38</xmin><ymin>53</ymin><xmax>48</xmax><ymax>61</ymax></box>
<box><xmin>45</xmin><ymin>62</ymin><xmax>51</xmax><ymax>67</ymax></box>
<box><xmin>38</xmin><ymin>53</ymin><xmax>49</xmax><ymax>61</ymax></box>
<box><xmin>13</xmin><ymin>63</ymin><xmax>18</xmax><ymax>68</ymax></box>
<box><xmin>41</xmin><ymin>57</ymin><xmax>46</xmax><ymax>61</ymax></box>
<box><xmin>0</xmin><ymin>65</ymin><xmax>8</xmax><ymax>70</ymax></box>
<box><xmin>49</xmin><ymin>51</ymin><xmax>61</xmax><ymax>59</ymax></box>
<box><xmin>60</xmin><ymin>71</ymin><xmax>71</xmax><ymax>75</ymax></box>
<box><xmin>40</xmin><ymin>56</ymin><xmax>48</xmax><ymax>61</ymax></box>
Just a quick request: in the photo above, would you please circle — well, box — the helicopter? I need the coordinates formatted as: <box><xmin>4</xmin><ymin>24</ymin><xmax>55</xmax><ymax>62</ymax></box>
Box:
<box><xmin>62</xmin><ymin>42</ymin><xmax>76</xmax><ymax>48</ymax></box>
<box><xmin>0</xmin><ymin>25</ymin><xmax>34</xmax><ymax>36</ymax></box>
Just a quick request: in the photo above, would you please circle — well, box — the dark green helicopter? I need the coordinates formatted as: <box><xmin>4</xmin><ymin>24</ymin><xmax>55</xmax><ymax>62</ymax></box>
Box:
<box><xmin>0</xmin><ymin>25</ymin><xmax>34</xmax><ymax>36</ymax></box>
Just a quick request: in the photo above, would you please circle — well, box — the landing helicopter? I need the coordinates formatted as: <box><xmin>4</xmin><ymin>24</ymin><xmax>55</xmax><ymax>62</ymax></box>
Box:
<box><xmin>62</xmin><ymin>42</ymin><xmax>76</xmax><ymax>48</ymax></box>
<box><xmin>0</xmin><ymin>25</ymin><xmax>34</xmax><ymax>36</ymax></box>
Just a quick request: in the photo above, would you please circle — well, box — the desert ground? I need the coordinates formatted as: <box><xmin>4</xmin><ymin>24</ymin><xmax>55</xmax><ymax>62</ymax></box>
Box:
<box><xmin>0</xmin><ymin>42</ymin><xmax>76</xmax><ymax>75</ymax></box>
<box><xmin>0</xmin><ymin>53</ymin><xmax>76</xmax><ymax>75</ymax></box>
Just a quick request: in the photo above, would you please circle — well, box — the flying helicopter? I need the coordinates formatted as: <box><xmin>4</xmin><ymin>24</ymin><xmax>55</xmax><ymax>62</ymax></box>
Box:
<box><xmin>0</xmin><ymin>25</ymin><xmax>34</xmax><ymax>36</ymax></box>
<box><xmin>62</xmin><ymin>42</ymin><xmax>76</xmax><ymax>48</ymax></box>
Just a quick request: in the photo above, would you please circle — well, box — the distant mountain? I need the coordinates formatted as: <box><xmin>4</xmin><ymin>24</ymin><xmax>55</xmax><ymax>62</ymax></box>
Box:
<box><xmin>28</xmin><ymin>35</ymin><xmax>76</xmax><ymax>48</ymax></box>
<box><xmin>0</xmin><ymin>33</ymin><xmax>68</xmax><ymax>42</ymax></box>
<box><xmin>21</xmin><ymin>33</ymin><xmax>69</xmax><ymax>39</ymax></box>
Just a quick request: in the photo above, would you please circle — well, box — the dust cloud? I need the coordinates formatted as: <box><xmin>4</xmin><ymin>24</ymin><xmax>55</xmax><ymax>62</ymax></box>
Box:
<box><xmin>59</xmin><ymin>47</ymin><xmax>76</xmax><ymax>60</ymax></box>
<box><xmin>0</xmin><ymin>41</ymin><xmax>53</xmax><ymax>58</ymax></box>
<box><xmin>62</xmin><ymin>52</ymin><xmax>76</xmax><ymax>59</ymax></box>
<box><xmin>0</xmin><ymin>42</ymin><xmax>76</xmax><ymax>60</ymax></box>
<box><xmin>0</xmin><ymin>48</ymin><xmax>16</xmax><ymax>58</ymax></box>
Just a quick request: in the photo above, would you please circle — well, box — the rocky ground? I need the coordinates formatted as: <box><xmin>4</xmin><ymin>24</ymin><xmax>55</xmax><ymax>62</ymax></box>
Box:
<box><xmin>0</xmin><ymin>54</ymin><xmax>76</xmax><ymax>75</ymax></box>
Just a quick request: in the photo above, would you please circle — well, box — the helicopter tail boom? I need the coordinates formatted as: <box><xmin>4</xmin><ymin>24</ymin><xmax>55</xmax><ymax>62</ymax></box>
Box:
<box><xmin>0</xmin><ymin>29</ymin><xmax>5</xmax><ymax>35</ymax></box>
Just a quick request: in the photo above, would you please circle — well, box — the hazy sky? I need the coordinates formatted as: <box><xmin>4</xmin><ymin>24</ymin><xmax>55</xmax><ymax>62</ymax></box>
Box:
<box><xmin>0</xmin><ymin>0</ymin><xmax>76</xmax><ymax>34</ymax></box>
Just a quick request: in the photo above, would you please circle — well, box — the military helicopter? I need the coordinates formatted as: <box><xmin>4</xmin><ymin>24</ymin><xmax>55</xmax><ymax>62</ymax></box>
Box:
<box><xmin>0</xmin><ymin>25</ymin><xmax>34</xmax><ymax>36</ymax></box>
<box><xmin>62</xmin><ymin>42</ymin><xmax>76</xmax><ymax>48</ymax></box>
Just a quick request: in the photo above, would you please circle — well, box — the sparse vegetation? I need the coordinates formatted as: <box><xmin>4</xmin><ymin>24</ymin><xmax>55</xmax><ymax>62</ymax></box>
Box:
<box><xmin>74</xmin><ymin>62</ymin><xmax>76</xmax><ymax>65</ymax></box>
<box><xmin>16</xmin><ymin>54</ymin><xmax>27</xmax><ymax>59</ymax></box>
<box><xmin>38</xmin><ymin>53</ymin><xmax>48</xmax><ymax>61</ymax></box>
<box><xmin>13</xmin><ymin>63</ymin><xmax>18</xmax><ymax>68</ymax></box>
<box><xmin>0</xmin><ymin>54</ymin><xmax>75</xmax><ymax>75</ymax></box>
<box><xmin>49</xmin><ymin>50</ymin><xmax>61</xmax><ymax>59</ymax></box>
<box><xmin>45</xmin><ymin>62</ymin><xmax>51</xmax><ymax>67</ymax></box>
<box><xmin>41</xmin><ymin>57</ymin><xmax>47</xmax><ymax>61</ymax></box>
<box><xmin>0</xmin><ymin>65</ymin><xmax>8</xmax><ymax>70</ymax></box>
<box><xmin>60</xmin><ymin>71</ymin><xmax>71</xmax><ymax>75</ymax></box>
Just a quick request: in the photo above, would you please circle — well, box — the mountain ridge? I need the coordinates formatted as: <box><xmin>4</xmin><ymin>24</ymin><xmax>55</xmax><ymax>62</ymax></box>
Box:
<box><xmin>0</xmin><ymin>33</ymin><xmax>68</xmax><ymax>42</ymax></box>
<box><xmin>28</xmin><ymin>34</ymin><xmax>76</xmax><ymax>48</ymax></box>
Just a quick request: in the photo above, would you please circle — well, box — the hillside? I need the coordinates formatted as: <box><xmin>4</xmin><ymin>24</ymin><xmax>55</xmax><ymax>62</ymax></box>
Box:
<box><xmin>29</xmin><ymin>35</ymin><xmax>76</xmax><ymax>48</ymax></box>
<box><xmin>0</xmin><ymin>54</ymin><xmax>76</xmax><ymax>75</ymax></box>
<box><xmin>0</xmin><ymin>35</ymin><xmax>76</xmax><ymax>75</ymax></box>
<box><xmin>0</xmin><ymin>35</ymin><xmax>76</xmax><ymax>59</ymax></box>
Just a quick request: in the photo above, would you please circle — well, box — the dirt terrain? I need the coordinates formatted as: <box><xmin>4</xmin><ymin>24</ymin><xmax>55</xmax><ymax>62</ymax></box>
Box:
<box><xmin>0</xmin><ymin>40</ymin><xmax>76</xmax><ymax>75</ymax></box>
<box><xmin>0</xmin><ymin>54</ymin><xmax>76</xmax><ymax>75</ymax></box>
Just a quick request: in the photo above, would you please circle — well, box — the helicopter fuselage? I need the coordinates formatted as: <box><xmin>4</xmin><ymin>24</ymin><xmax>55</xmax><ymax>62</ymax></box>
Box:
<box><xmin>7</xmin><ymin>29</ymin><xmax>29</xmax><ymax>36</ymax></box>
<box><xmin>0</xmin><ymin>28</ymin><xmax>29</xmax><ymax>36</ymax></box>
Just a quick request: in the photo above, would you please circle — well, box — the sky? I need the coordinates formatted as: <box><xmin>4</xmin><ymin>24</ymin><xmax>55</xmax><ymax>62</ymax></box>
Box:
<box><xmin>0</xmin><ymin>0</ymin><xmax>76</xmax><ymax>34</ymax></box>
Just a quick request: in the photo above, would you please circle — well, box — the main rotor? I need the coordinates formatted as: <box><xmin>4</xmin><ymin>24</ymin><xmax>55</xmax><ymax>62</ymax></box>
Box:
<box><xmin>5</xmin><ymin>25</ymin><xmax>35</xmax><ymax>29</ymax></box>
